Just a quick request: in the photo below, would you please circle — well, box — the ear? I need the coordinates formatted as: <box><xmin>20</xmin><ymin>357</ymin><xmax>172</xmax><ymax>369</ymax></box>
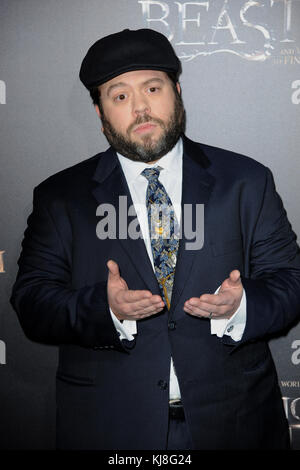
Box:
<box><xmin>176</xmin><ymin>82</ymin><xmax>181</xmax><ymax>95</ymax></box>
<box><xmin>95</xmin><ymin>104</ymin><xmax>101</xmax><ymax>118</ymax></box>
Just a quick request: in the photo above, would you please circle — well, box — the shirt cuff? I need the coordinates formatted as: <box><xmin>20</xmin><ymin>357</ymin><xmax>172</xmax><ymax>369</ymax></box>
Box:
<box><xmin>210</xmin><ymin>287</ymin><xmax>247</xmax><ymax>342</ymax></box>
<box><xmin>109</xmin><ymin>307</ymin><xmax>137</xmax><ymax>341</ymax></box>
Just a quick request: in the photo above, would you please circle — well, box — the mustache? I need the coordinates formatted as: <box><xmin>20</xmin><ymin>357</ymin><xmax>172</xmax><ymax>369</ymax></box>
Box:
<box><xmin>127</xmin><ymin>114</ymin><xmax>165</xmax><ymax>135</ymax></box>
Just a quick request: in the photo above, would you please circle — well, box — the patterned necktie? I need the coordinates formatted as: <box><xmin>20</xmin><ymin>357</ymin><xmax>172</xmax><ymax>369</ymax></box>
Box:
<box><xmin>141</xmin><ymin>166</ymin><xmax>180</xmax><ymax>310</ymax></box>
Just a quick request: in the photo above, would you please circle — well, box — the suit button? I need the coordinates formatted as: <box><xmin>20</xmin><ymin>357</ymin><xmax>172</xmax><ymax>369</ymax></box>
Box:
<box><xmin>157</xmin><ymin>380</ymin><xmax>168</xmax><ymax>390</ymax></box>
<box><xmin>168</xmin><ymin>320</ymin><xmax>176</xmax><ymax>330</ymax></box>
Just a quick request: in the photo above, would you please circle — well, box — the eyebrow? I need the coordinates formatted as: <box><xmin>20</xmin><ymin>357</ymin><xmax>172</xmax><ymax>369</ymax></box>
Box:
<box><xmin>106</xmin><ymin>77</ymin><xmax>165</xmax><ymax>97</ymax></box>
<box><xmin>106</xmin><ymin>82</ymin><xmax>128</xmax><ymax>97</ymax></box>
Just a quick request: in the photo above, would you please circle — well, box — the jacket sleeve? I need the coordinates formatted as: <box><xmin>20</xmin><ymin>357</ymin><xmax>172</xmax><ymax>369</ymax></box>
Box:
<box><xmin>223</xmin><ymin>167</ymin><xmax>300</xmax><ymax>345</ymax></box>
<box><xmin>10</xmin><ymin>186</ymin><xmax>128</xmax><ymax>351</ymax></box>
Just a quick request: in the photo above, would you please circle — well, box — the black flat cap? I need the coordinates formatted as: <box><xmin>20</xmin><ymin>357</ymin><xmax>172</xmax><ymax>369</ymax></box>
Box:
<box><xmin>79</xmin><ymin>28</ymin><xmax>181</xmax><ymax>89</ymax></box>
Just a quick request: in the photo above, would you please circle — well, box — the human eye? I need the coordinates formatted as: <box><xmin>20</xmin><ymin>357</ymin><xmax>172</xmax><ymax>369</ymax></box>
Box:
<box><xmin>147</xmin><ymin>86</ymin><xmax>160</xmax><ymax>93</ymax></box>
<box><xmin>114</xmin><ymin>93</ymin><xmax>127</xmax><ymax>102</ymax></box>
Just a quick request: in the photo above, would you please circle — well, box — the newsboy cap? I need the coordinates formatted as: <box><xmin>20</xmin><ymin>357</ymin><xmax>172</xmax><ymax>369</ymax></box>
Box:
<box><xmin>79</xmin><ymin>28</ymin><xmax>181</xmax><ymax>89</ymax></box>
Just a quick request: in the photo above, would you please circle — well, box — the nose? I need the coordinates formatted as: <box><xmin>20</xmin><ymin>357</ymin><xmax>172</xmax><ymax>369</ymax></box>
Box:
<box><xmin>132</xmin><ymin>92</ymin><xmax>150</xmax><ymax>116</ymax></box>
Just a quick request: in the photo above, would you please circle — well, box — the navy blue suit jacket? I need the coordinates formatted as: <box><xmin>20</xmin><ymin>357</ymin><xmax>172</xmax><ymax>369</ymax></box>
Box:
<box><xmin>11</xmin><ymin>136</ymin><xmax>300</xmax><ymax>449</ymax></box>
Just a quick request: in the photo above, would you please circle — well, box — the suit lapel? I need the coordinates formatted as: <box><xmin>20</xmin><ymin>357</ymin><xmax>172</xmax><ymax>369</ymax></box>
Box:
<box><xmin>92</xmin><ymin>147</ymin><xmax>160</xmax><ymax>295</ymax></box>
<box><xmin>170</xmin><ymin>136</ymin><xmax>215</xmax><ymax>312</ymax></box>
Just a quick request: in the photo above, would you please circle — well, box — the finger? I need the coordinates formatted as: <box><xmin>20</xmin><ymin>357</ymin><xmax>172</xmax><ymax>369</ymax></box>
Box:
<box><xmin>184</xmin><ymin>304</ymin><xmax>210</xmax><ymax>317</ymax></box>
<box><xmin>186</xmin><ymin>295</ymin><xmax>224</xmax><ymax>307</ymax></box>
<box><xmin>198</xmin><ymin>301</ymin><xmax>230</xmax><ymax>315</ymax></box>
<box><xmin>126</xmin><ymin>296</ymin><xmax>164</xmax><ymax>314</ymax></box>
<box><xmin>133</xmin><ymin>296</ymin><xmax>164</xmax><ymax>311</ymax></box>
<box><xmin>186</xmin><ymin>300</ymin><xmax>211</xmax><ymax>313</ymax></box>
<box><xmin>107</xmin><ymin>260</ymin><xmax>120</xmax><ymax>279</ymax></box>
<box><xmin>122</xmin><ymin>300</ymin><xmax>165</xmax><ymax>319</ymax></box>
<box><xmin>193</xmin><ymin>294</ymin><xmax>234</xmax><ymax>309</ymax></box>
<box><xmin>185</xmin><ymin>294</ymin><xmax>233</xmax><ymax>312</ymax></box>
<box><xmin>121</xmin><ymin>289</ymin><xmax>154</xmax><ymax>304</ymax></box>
<box><xmin>184</xmin><ymin>302</ymin><xmax>229</xmax><ymax>318</ymax></box>
<box><xmin>198</xmin><ymin>292</ymin><xmax>233</xmax><ymax>306</ymax></box>
<box><xmin>227</xmin><ymin>269</ymin><xmax>241</xmax><ymax>286</ymax></box>
<box><xmin>134</xmin><ymin>303</ymin><xmax>165</xmax><ymax>317</ymax></box>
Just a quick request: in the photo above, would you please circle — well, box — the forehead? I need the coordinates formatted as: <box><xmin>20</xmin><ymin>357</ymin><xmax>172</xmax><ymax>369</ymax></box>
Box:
<box><xmin>99</xmin><ymin>69</ymin><xmax>169</xmax><ymax>93</ymax></box>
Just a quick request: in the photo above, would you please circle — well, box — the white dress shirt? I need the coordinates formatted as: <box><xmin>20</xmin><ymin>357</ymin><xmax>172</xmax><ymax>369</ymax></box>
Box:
<box><xmin>109</xmin><ymin>138</ymin><xmax>246</xmax><ymax>399</ymax></box>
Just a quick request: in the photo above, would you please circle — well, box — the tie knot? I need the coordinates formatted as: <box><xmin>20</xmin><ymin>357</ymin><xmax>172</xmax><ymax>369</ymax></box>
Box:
<box><xmin>141</xmin><ymin>166</ymin><xmax>162</xmax><ymax>182</ymax></box>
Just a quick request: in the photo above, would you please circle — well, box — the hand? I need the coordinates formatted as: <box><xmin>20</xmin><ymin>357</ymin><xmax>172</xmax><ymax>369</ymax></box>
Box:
<box><xmin>183</xmin><ymin>270</ymin><xmax>243</xmax><ymax>320</ymax></box>
<box><xmin>107</xmin><ymin>260</ymin><xmax>165</xmax><ymax>321</ymax></box>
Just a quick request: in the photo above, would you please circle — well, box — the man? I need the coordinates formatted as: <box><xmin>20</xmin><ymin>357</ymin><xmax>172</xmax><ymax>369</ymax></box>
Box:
<box><xmin>10</xmin><ymin>28</ymin><xmax>300</xmax><ymax>450</ymax></box>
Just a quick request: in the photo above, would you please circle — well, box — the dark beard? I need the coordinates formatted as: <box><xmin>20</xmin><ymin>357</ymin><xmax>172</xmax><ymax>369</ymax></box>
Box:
<box><xmin>100</xmin><ymin>91</ymin><xmax>186</xmax><ymax>163</ymax></box>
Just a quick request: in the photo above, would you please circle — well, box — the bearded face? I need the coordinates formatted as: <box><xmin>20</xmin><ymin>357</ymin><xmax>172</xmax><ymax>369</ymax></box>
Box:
<box><xmin>97</xmin><ymin>70</ymin><xmax>186</xmax><ymax>163</ymax></box>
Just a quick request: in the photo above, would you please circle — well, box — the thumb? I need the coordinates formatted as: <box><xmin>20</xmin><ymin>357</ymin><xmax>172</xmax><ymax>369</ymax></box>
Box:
<box><xmin>107</xmin><ymin>260</ymin><xmax>120</xmax><ymax>280</ymax></box>
<box><xmin>227</xmin><ymin>269</ymin><xmax>241</xmax><ymax>286</ymax></box>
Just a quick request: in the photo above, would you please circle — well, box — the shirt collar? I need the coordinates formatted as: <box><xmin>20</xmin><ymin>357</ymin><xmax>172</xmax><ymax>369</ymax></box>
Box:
<box><xmin>117</xmin><ymin>137</ymin><xmax>183</xmax><ymax>183</ymax></box>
